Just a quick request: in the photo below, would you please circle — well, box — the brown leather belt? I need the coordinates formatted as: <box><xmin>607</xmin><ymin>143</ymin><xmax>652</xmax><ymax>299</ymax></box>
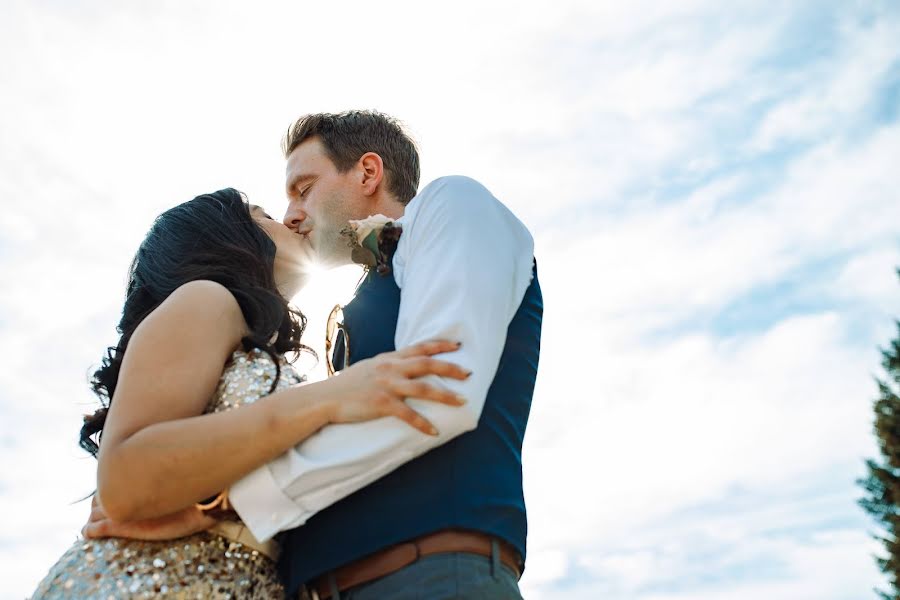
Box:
<box><xmin>307</xmin><ymin>529</ymin><xmax>521</xmax><ymax>599</ymax></box>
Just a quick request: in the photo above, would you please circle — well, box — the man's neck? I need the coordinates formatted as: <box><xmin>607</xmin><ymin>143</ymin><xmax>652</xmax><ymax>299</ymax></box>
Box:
<box><xmin>370</xmin><ymin>195</ymin><xmax>405</xmax><ymax>221</ymax></box>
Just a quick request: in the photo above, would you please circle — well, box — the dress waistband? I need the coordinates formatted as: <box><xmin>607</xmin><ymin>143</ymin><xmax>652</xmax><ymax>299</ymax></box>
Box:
<box><xmin>208</xmin><ymin>520</ymin><xmax>280</xmax><ymax>561</ymax></box>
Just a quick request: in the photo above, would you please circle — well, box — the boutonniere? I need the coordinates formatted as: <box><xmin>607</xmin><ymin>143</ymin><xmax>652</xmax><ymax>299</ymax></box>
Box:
<box><xmin>340</xmin><ymin>214</ymin><xmax>403</xmax><ymax>275</ymax></box>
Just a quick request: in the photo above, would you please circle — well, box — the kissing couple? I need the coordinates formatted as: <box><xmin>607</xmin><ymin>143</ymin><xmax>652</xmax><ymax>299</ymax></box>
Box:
<box><xmin>32</xmin><ymin>110</ymin><xmax>542</xmax><ymax>599</ymax></box>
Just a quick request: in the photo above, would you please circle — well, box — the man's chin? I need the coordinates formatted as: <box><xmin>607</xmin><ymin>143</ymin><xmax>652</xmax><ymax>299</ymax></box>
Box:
<box><xmin>310</xmin><ymin>247</ymin><xmax>353</xmax><ymax>269</ymax></box>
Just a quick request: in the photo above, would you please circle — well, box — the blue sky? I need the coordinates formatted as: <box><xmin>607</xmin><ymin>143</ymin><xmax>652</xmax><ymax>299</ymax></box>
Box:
<box><xmin>0</xmin><ymin>1</ymin><xmax>898</xmax><ymax>598</ymax></box>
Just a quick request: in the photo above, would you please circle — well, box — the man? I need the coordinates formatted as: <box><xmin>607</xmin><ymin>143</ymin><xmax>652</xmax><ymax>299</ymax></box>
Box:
<box><xmin>88</xmin><ymin>110</ymin><xmax>542</xmax><ymax>599</ymax></box>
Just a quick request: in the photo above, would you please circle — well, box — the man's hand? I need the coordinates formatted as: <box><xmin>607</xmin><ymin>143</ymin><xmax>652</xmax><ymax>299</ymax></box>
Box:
<box><xmin>82</xmin><ymin>495</ymin><xmax>218</xmax><ymax>541</ymax></box>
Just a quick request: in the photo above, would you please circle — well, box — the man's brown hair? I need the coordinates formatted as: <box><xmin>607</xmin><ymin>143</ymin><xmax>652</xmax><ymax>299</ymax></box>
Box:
<box><xmin>282</xmin><ymin>110</ymin><xmax>420</xmax><ymax>204</ymax></box>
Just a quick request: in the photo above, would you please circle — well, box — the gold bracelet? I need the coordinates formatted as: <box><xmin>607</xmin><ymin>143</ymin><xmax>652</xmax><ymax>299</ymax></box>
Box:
<box><xmin>195</xmin><ymin>489</ymin><xmax>231</xmax><ymax>513</ymax></box>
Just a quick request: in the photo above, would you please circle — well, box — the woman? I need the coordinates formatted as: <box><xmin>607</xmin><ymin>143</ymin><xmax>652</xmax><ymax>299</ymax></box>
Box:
<box><xmin>31</xmin><ymin>189</ymin><xmax>468</xmax><ymax>598</ymax></box>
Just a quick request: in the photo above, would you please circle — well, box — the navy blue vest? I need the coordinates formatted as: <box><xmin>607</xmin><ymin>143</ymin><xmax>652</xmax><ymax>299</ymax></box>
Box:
<box><xmin>277</xmin><ymin>262</ymin><xmax>543</xmax><ymax>593</ymax></box>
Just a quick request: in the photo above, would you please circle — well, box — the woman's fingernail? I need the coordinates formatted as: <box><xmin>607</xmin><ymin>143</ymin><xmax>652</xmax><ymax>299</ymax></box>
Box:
<box><xmin>455</xmin><ymin>341</ymin><xmax>463</xmax><ymax>348</ymax></box>
<box><xmin>429</xmin><ymin>425</ymin><xmax>439</xmax><ymax>436</ymax></box>
<box><xmin>456</xmin><ymin>395</ymin><xmax>468</xmax><ymax>404</ymax></box>
<box><xmin>466</xmin><ymin>370</ymin><xmax>473</xmax><ymax>378</ymax></box>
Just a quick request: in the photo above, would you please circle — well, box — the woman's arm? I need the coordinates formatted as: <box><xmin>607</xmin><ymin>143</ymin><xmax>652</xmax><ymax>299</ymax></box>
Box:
<box><xmin>97</xmin><ymin>280</ymin><xmax>468</xmax><ymax>523</ymax></box>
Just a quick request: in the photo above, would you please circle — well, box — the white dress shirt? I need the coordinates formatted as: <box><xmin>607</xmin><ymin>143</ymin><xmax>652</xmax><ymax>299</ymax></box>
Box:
<box><xmin>229</xmin><ymin>175</ymin><xmax>535</xmax><ymax>542</ymax></box>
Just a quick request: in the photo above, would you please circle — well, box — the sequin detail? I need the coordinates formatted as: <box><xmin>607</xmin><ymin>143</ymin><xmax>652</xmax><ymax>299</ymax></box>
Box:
<box><xmin>31</xmin><ymin>349</ymin><xmax>305</xmax><ymax>599</ymax></box>
<box><xmin>208</xmin><ymin>348</ymin><xmax>305</xmax><ymax>415</ymax></box>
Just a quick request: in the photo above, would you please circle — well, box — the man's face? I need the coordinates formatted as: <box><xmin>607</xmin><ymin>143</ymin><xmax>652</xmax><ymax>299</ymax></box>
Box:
<box><xmin>283</xmin><ymin>137</ymin><xmax>368</xmax><ymax>267</ymax></box>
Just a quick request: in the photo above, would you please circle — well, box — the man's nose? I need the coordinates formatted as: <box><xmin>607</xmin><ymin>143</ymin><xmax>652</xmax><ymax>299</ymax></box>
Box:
<box><xmin>282</xmin><ymin>206</ymin><xmax>307</xmax><ymax>230</ymax></box>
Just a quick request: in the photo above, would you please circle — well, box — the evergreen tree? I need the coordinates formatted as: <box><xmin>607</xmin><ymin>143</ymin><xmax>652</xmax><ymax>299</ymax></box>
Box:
<box><xmin>860</xmin><ymin>309</ymin><xmax>900</xmax><ymax>599</ymax></box>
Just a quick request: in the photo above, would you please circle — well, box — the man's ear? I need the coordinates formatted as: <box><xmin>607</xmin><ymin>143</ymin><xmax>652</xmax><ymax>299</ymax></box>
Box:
<box><xmin>358</xmin><ymin>152</ymin><xmax>384</xmax><ymax>197</ymax></box>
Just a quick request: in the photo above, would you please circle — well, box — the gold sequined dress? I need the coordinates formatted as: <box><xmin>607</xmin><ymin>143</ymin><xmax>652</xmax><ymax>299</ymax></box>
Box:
<box><xmin>31</xmin><ymin>348</ymin><xmax>305</xmax><ymax>599</ymax></box>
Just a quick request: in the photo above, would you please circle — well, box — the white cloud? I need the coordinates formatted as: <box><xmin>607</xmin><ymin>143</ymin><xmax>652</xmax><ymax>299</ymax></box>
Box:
<box><xmin>834</xmin><ymin>247</ymin><xmax>900</xmax><ymax>316</ymax></box>
<box><xmin>750</xmin><ymin>12</ymin><xmax>900</xmax><ymax>151</ymax></box>
<box><xmin>565</xmin><ymin>528</ymin><xmax>881</xmax><ymax>600</ymax></box>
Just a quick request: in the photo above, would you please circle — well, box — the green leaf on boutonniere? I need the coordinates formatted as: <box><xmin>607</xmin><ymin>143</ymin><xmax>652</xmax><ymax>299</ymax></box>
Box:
<box><xmin>360</xmin><ymin>230</ymin><xmax>381</xmax><ymax>258</ymax></box>
<box><xmin>351</xmin><ymin>246</ymin><xmax>377</xmax><ymax>267</ymax></box>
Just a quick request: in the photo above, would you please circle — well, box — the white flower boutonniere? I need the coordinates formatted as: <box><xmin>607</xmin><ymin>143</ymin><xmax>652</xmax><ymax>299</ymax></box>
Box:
<box><xmin>340</xmin><ymin>214</ymin><xmax>403</xmax><ymax>275</ymax></box>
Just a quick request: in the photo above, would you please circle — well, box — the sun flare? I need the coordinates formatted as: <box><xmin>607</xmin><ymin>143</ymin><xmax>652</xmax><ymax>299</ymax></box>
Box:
<box><xmin>289</xmin><ymin>264</ymin><xmax>365</xmax><ymax>381</ymax></box>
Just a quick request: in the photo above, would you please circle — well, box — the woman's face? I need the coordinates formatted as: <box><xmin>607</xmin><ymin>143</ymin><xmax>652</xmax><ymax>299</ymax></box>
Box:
<box><xmin>250</xmin><ymin>204</ymin><xmax>316</xmax><ymax>298</ymax></box>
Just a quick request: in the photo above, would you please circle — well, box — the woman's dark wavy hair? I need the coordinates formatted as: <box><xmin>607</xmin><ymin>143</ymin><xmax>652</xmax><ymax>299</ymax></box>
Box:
<box><xmin>79</xmin><ymin>188</ymin><xmax>313</xmax><ymax>457</ymax></box>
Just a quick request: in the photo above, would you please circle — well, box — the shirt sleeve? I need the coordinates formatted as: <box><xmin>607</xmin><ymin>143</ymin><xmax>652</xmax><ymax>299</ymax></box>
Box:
<box><xmin>229</xmin><ymin>176</ymin><xmax>535</xmax><ymax>542</ymax></box>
